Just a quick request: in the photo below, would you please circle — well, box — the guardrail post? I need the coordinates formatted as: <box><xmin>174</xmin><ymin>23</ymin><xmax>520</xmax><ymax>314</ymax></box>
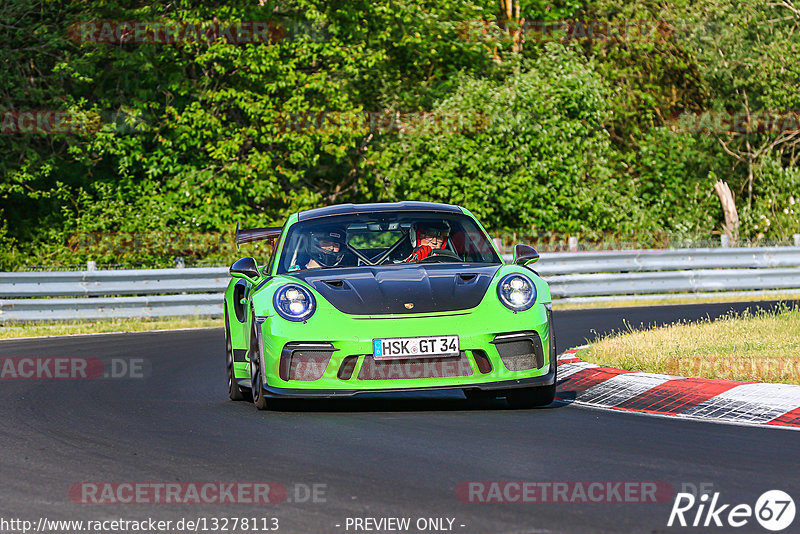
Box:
<box><xmin>175</xmin><ymin>257</ymin><xmax>185</xmax><ymax>269</ymax></box>
<box><xmin>86</xmin><ymin>260</ymin><xmax>96</xmax><ymax>272</ymax></box>
<box><xmin>568</xmin><ymin>236</ymin><xmax>578</xmax><ymax>252</ymax></box>
<box><xmin>721</xmin><ymin>234</ymin><xmax>730</xmax><ymax>248</ymax></box>
<box><xmin>795</xmin><ymin>234</ymin><xmax>800</xmax><ymax>247</ymax></box>
<box><xmin>492</xmin><ymin>237</ymin><xmax>503</xmax><ymax>254</ymax></box>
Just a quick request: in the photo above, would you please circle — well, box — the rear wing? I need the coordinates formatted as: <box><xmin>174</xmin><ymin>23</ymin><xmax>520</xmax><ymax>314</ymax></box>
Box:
<box><xmin>235</xmin><ymin>223</ymin><xmax>282</xmax><ymax>248</ymax></box>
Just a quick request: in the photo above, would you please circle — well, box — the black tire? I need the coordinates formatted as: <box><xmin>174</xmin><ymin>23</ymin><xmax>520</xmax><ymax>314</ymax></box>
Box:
<box><xmin>226</xmin><ymin>309</ymin><xmax>250</xmax><ymax>402</ymax></box>
<box><xmin>249</xmin><ymin>321</ymin><xmax>270</xmax><ymax>410</ymax></box>
<box><xmin>506</xmin><ymin>350</ymin><xmax>559</xmax><ymax>409</ymax></box>
<box><xmin>505</xmin><ymin>384</ymin><xmax>556</xmax><ymax>409</ymax></box>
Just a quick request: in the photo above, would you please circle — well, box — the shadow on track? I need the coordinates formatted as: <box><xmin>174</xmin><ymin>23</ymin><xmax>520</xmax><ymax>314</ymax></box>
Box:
<box><xmin>238</xmin><ymin>392</ymin><xmax>571</xmax><ymax>413</ymax></box>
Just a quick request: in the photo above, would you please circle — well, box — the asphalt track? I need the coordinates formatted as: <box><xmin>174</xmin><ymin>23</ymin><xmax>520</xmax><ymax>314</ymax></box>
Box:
<box><xmin>0</xmin><ymin>301</ymin><xmax>798</xmax><ymax>534</ymax></box>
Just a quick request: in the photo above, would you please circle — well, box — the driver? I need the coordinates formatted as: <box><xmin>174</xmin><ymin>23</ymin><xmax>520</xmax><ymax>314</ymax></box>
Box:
<box><xmin>406</xmin><ymin>221</ymin><xmax>450</xmax><ymax>262</ymax></box>
<box><xmin>306</xmin><ymin>229</ymin><xmax>347</xmax><ymax>269</ymax></box>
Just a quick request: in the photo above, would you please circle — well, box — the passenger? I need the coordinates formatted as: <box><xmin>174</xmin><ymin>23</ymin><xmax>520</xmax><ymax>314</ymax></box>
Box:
<box><xmin>406</xmin><ymin>221</ymin><xmax>450</xmax><ymax>262</ymax></box>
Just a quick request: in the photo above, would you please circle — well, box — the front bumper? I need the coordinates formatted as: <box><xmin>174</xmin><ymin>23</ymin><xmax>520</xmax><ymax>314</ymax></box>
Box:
<box><xmin>251</xmin><ymin>366</ymin><xmax>555</xmax><ymax>398</ymax></box>
<box><xmin>238</xmin><ymin>302</ymin><xmax>555</xmax><ymax>396</ymax></box>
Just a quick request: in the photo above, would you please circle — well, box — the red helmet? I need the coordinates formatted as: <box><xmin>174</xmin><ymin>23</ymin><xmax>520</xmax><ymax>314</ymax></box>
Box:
<box><xmin>413</xmin><ymin>221</ymin><xmax>450</xmax><ymax>248</ymax></box>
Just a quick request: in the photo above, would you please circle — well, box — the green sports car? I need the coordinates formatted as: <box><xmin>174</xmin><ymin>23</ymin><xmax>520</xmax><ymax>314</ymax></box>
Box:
<box><xmin>224</xmin><ymin>202</ymin><xmax>556</xmax><ymax>410</ymax></box>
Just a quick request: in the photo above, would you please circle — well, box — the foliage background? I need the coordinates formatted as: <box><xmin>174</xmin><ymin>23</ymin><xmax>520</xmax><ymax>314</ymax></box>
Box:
<box><xmin>1</xmin><ymin>0</ymin><xmax>799</xmax><ymax>268</ymax></box>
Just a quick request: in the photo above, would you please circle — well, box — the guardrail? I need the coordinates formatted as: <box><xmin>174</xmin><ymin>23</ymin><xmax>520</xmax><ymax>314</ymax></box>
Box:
<box><xmin>0</xmin><ymin>268</ymin><xmax>228</xmax><ymax>298</ymax></box>
<box><xmin>503</xmin><ymin>247</ymin><xmax>800</xmax><ymax>275</ymax></box>
<box><xmin>2</xmin><ymin>246</ymin><xmax>800</xmax><ymax>321</ymax></box>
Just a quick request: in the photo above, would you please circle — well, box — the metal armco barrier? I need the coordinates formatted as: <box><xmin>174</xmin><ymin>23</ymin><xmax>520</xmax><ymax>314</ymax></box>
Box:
<box><xmin>0</xmin><ymin>268</ymin><xmax>228</xmax><ymax>298</ymax></box>
<box><xmin>502</xmin><ymin>246</ymin><xmax>800</xmax><ymax>275</ymax></box>
<box><xmin>0</xmin><ymin>294</ymin><xmax>222</xmax><ymax>322</ymax></box>
<box><xmin>1</xmin><ymin>246</ymin><xmax>800</xmax><ymax>321</ymax></box>
<box><xmin>545</xmin><ymin>267</ymin><xmax>800</xmax><ymax>298</ymax></box>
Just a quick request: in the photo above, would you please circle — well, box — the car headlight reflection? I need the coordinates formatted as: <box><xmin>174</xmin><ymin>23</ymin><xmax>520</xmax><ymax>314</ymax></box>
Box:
<box><xmin>274</xmin><ymin>284</ymin><xmax>316</xmax><ymax>322</ymax></box>
<box><xmin>497</xmin><ymin>273</ymin><xmax>536</xmax><ymax>311</ymax></box>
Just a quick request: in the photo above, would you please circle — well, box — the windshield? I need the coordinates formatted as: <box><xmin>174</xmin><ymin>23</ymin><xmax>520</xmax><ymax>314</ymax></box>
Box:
<box><xmin>276</xmin><ymin>211</ymin><xmax>501</xmax><ymax>273</ymax></box>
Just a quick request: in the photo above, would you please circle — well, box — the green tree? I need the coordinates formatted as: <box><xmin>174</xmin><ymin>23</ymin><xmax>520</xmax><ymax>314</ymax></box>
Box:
<box><xmin>370</xmin><ymin>45</ymin><xmax>634</xmax><ymax>233</ymax></box>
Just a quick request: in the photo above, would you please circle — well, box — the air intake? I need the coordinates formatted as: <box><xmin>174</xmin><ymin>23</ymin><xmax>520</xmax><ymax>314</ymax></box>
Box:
<box><xmin>492</xmin><ymin>332</ymin><xmax>544</xmax><ymax>372</ymax></box>
<box><xmin>279</xmin><ymin>342</ymin><xmax>336</xmax><ymax>381</ymax></box>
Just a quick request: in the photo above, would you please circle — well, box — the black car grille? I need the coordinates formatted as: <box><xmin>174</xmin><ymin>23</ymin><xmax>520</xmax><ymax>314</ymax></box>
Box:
<box><xmin>357</xmin><ymin>351</ymin><xmax>474</xmax><ymax>380</ymax></box>
<box><xmin>337</xmin><ymin>355</ymin><xmax>359</xmax><ymax>380</ymax></box>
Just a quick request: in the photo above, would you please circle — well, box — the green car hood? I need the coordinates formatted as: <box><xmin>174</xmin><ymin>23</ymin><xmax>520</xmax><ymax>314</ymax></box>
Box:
<box><xmin>285</xmin><ymin>263</ymin><xmax>502</xmax><ymax>315</ymax></box>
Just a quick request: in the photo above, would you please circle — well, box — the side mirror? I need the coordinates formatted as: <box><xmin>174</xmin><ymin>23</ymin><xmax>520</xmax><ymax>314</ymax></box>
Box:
<box><xmin>230</xmin><ymin>257</ymin><xmax>261</xmax><ymax>283</ymax></box>
<box><xmin>513</xmin><ymin>244</ymin><xmax>539</xmax><ymax>265</ymax></box>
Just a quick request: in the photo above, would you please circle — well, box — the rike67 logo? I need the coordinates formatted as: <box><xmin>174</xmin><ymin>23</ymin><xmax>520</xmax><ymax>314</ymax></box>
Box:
<box><xmin>668</xmin><ymin>490</ymin><xmax>795</xmax><ymax>531</ymax></box>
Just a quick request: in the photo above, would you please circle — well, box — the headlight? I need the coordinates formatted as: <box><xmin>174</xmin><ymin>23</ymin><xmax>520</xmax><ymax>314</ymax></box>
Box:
<box><xmin>497</xmin><ymin>273</ymin><xmax>536</xmax><ymax>311</ymax></box>
<box><xmin>273</xmin><ymin>284</ymin><xmax>316</xmax><ymax>322</ymax></box>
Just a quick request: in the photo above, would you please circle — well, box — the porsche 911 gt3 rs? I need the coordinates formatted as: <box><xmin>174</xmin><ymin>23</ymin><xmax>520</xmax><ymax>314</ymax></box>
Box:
<box><xmin>224</xmin><ymin>202</ymin><xmax>556</xmax><ymax>409</ymax></box>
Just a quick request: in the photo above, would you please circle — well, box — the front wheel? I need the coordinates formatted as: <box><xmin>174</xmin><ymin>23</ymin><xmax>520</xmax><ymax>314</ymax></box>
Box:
<box><xmin>226</xmin><ymin>309</ymin><xmax>250</xmax><ymax>401</ymax></box>
<box><xmin>505</xmin><ymin>384</ymin><xmax>556</xmax><ymax>409</ymax></box>
<box><xmin>249</xmin><ymin>322</ymin><xmax>270</xmax><ymax>410</ymax></box>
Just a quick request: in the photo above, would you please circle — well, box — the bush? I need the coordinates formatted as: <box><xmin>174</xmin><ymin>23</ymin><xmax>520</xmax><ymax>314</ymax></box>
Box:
<box><xmin>370</xmin><ymin>45</ymin><xmax>637</xmax><ymax>234</ymax></box>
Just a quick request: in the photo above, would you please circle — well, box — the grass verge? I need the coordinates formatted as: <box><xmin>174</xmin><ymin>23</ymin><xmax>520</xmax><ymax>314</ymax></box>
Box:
<box><xmin>553</xmin><ymin>292</ymin><xmax>800</xmax><ymax>310</ymax></box>
<box><xmin>0</xmin><ymin>317</ymin><xmax>221</xmax><ymax>340</ymax></box>
<box><xmin>577</xmin><ymin>303</ymin><xmax>800</xmax><ymax>384</ymax></box>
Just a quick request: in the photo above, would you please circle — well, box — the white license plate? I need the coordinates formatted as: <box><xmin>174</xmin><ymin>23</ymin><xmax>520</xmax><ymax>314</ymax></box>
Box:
<box><xmin>373</xmin><ymin>335</ymin><xmax>460</xmax><ymax>359</ymax></box>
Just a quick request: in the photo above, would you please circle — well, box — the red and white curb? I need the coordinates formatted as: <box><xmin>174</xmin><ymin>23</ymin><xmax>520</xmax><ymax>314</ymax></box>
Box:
<box><xmin>556</xmin><ymin>348</ymin><xmax>800</xmax><ymax>430</ymax></box>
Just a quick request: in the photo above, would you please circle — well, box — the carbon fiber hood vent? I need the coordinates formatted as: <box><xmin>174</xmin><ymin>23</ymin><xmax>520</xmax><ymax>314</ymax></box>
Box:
<box><xmin>290</xmin><ymin>264</ymin><xmax>501</xmax><ymax>315</ymax></box>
